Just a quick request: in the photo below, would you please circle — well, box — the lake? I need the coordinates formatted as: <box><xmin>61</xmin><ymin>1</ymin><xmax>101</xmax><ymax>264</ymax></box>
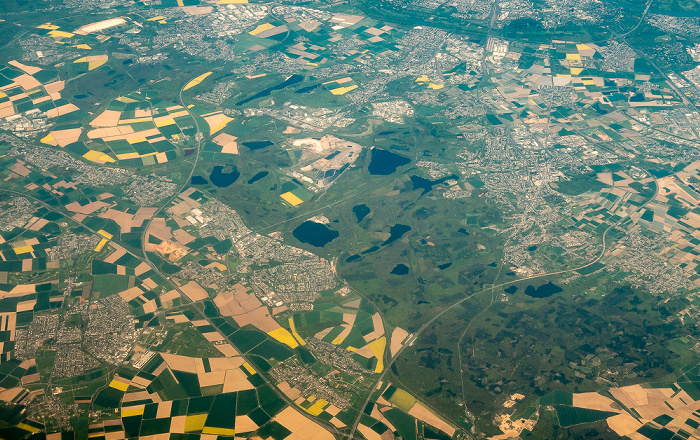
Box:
<box><xmin>210</xmin><ymin>166</ymin><xmax>240</xmax><ymax>187</ymax></box>
<box><xmin>523</xmin><ymin>282</ymin><xmax>563</xmax><ymax>298</ymax></box>
<box><xmin>293</xmin><ymin>221</ymin><xmax>339</xmax><ymax>247</ymax></box>
<box><xmin>353</xmin><ymin>204</ymin><xmax>370</xmax><ymax>222</ymax></box>
<box><xmin>410</xmin><ymin>174</ymin><xmax>459</xmax><ymax>196</ymax></box>
<box><xmin>191</xmin><ymin>175</ymin><xmax>207</xmax><ymax>185</ymax></box>
<box><xmin>391</xmin><ymin>264</ymin><xmax>409</xmax><ymax>275</ymax></box>
<box><xmin>247</xmin><ymin>171</ymin><xmax>269</xmax><ymax>184</ymax></box>
<box><xmin>295</xmin><ymin>84</ymin><xmax>319</xmax><ymax>94</ymax></box>
<box><xmin>368</xmin><ymin>148</ymin><xmax>411</xmax><ymax>175</ymax></box>
<box><xmin>242</xmin><ymin>141</ymin><xmax>273</xmax><ymax>151</ymax></box>
<box><xmin>382</xmin><ymin>224</ymin><xmax>411</xmax><ymax>246</ymax></box>
<box><xmin>236</xmin><ymin>74</ymin><xmax>304</xmax><ymax>105</ymax></box>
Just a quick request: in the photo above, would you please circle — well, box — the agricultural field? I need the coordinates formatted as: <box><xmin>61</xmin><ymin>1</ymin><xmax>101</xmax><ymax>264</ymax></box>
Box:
<box><xmin>5</xmin><ymin>0</ymin><xmax>700</xmax><ymax>439</ymax></box>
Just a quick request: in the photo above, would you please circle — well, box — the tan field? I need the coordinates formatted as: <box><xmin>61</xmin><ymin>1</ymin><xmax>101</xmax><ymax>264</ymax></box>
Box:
<box><xmin>147</xmin><ymin>218</ymin><xmax>173</xmax><ymax>241</ymax></box>
<box><xmin>0</xmin><ymin>313</ymin><xmax>16</xmax><ymax>339</ymax></box>
<box><xmin>609</xmin><ymin>384</ymin><xmax>649</xmax><ymax>407</ymax></box>
<box><xmin>104</xmin><ymin>432</ymin><xmax>125</xmax><ymax>440</ymax></box>
<box><xmin>314</xmin><ymin>327</ymin><xmax>333</xmax><ymax>340</ymax></box>
<box><xmin>142</xmin><ymin>278</ymin><xmax>158</xmax><ymax>290</ymax></box>
<box><xmin>87</xmin><ymin>125</ymin><xmax>133</xmax><ymax>139</ymax></box>
<box><xmin>408</xmin><ymin>402</ymin><xmax>455</xmax><ymax>436</ymax></box>
<box><xmin>104</xmin><ymin>244</ymin><xmax>126</xmax><ymax>264</ymax></box>
<box><xmin>371</xmin><ymin>312</ymin><xmax>384</xmax><ymax>336</ymax></box>
<box><xmin>331</xmin><ymin>313</ymin><xmax>356</xmax><ymax>344</ymax></box>
<box><xmin>16</xmin><ymin>300</ymin><xmax>36</xmax><ymax>312</ymax></box>
<box><xmin>353</xmin><ymin>345</ymin><xmax>373</xmax><ymax>358</ymax></box>
<box><xmin>215</xmin><ymin>343</ymin><xmax>239</xmax><ymax>357</ymax></box>
<box><xmin>156</xmin><ymin>401</ymin><xmax>172</xmax><ymax>419</ymax></box>
<box><xmin>278</xmin><ymin>382</ymin><xmax>302</xmax><ymax>400</ymax></box>
<box><xmin>135</xmin><ymin>263</ymin><xmax>151</xmax><ymax>277</ymax></box>
<box><xmin>606</xmin><ymin>413</ymin><xmax>642</xmax><ymax>437</ymax></box>
<box><xmin>213</xmin><ymin>285</ymin><xmax>281</xmax><ymax>333</ymax></box>
<box><xmin>21</xmin><ymin>259</ymin><xmax>32</xmax><ymax>272</ymax></box>
<box><xmin>170</xmin><ymin>416</ymin><xmax>187</xmax><ymax>434</ymax></box>
<box><xmin>100</xmin><ymin>207</ymin><xmax>156</xmax><ymax>234</ymax></box>
<box><xmin>161</xmin><ymin>353</ymin><xmax>198</xmax><ymax>373</ymax></box>
<box><xmin>123</xmin><ymin>391</ymin><xmax>151</xmax><ymax>403</ymax></box>
<box><xmin>235</xmin><ymin>307</ymin><xmax>281</xmax><ymax>333</ymax></box>
<box><xmin>213</xmin><ymin>133</ymin><xmax>238</xmax><ymax>154</ymax></box>
<box><xmin>160</xmin><ymin>290</ymin><xmax>181</xmax><ymax>308</ymax></box>
<box><xmin>572</xmin><ymin>392</ymin><xmax>620</xmax><ymax>412</ymax></box>
<box><xmin>142</xmin><ymin>300</ymin><xmax>157</xmax><ymax>314</ymax></box>
<box><xmin>0</xmin><ymin>388</ymin><xmax>24</xmax><ymax>403</ymax></box>
<box><xmin>343</xmin><ymin>298</ymin><xmax>361</xmax><ymax>308</ymax></box>
<box><xmin>203</xmin><ymin>113</ymin><xmax>233</xmax><ymax>135</ymax></box>
<box><xmin>197</xmin><ymin>371</ymin><xmax>226</xmax><ymax>388</ymax></box>
<box><xmin>357</xmin><ymin>424</ymin><xmax>382</xmax><ymax>440</ymax></box>
<box><xmin>90</xmin><ymin>110</ymin><xmax>121</xmax><ymax>127</ymax></box>
<box><xmin>13</xmin><ymin>74</ymin><xmax>41</xmax><ymax>90</ymax></box>
<box><xmin>274</xmin><ymin>407</ymin><xmax>334</xmax><ymax>440</ymax></box>
<box><xmin>118</xmin><ymin>286</ymin><xmax>144</xmax><ymax>302</ymax></box>
<box><xmin>223</xmin><ymin>368</ymin><xmax>254</xmax><ymax>392</ymax></box>
<box><xmin>235</xmin><ymin>415</ymin><xmax>258</xmax><ymax>433</ymax></box>
<box><xmin>8</xmin><ymin>60</ymin><xmax>41</xmax><ymax>75</ymax></box>
<box><xmin>173</xmin><ymin>229</ymin><xmax>196</xmax><ymax>245</ymax></box>
<box><xmin>65</xmin><ymin>200</ymin><xmax>109</xmax><ymax>215</ymax></box>
<box><xmin>203</xmin><ymin>332</ymin><xmax>224</xmax><ymax>342</ymax></box>
<box><xmin>26</xmin><ymin>217</ymin><xmax>49</xmax><ymax>231</ymax></box>
<box><xmin>1</xmin><ymin>285</ymin><xmax>37</xmax><ymax>299</ymax></box>
<box><xmin>11</xmin><ymin>162</ymin><xmax>30</xmax><ymax>177</ymax></box>
<box><xmin>179</xmin><ymin>281</ymin><xmax>209</xmax><ymax>302</ymax></box>
<box><xmin>46</xmin><ymin>103</ymin><xmax>79</xmax><ymax>118</ymax></box>
<box><xmin>45</xmin><ymin>128</ymin><xmax>81</xmax><ymax>147</ymax></box>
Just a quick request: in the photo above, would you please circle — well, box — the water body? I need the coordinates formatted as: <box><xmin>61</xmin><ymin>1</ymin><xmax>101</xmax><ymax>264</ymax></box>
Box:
<box><xmin>242</xmin><ymin>141</ymin><xmax>273</xmax><ymax>151</ymax></box>
<box><xmin>410</xmin><ymin>174</ymin><xmax>459</xmax><ymax>196</ymax></box>
<box><xmin>382</xmin><ymin>224</ymin><xmax>411</xmax><ymax>246</ymax></box>
<box><xmin>391</xmin><ymin>264</ymin><xmax>409</xmax><ymax>275</ymax></box>
<box><xmin>362</xmin><ymin>246</ymin><xmax>380</xmax><ymax>254</ymax></box>
<box><xmin>504</xmin><ymin>286</ymin><xmax>518</xmax><ymax>294</ymax></box>
<box><xmin>346</xmin><ymin>255</ymin><xmax>361</xmax><ymax>263</ymax></box>
<box><xmin>191</xmin><ymin>175</ymin><xmax>207</xmax><ymax>185</ymax></box>
<box><xmin>293</xmin><ymin>221</ymin><xmax>339</xmax><ymax>247</ymax></box>
<box><xmin>523</xmin><ymin>282</ymin><xmax>563</xmax><ymax>298</ymax></box>
<box><xmin>236</xmin><ymin>74</ymin><xmax>304</xmax><ymax>105</ymax></box>
<box><xmin>437</xmin><ymin>263</ymin><xmax>452</xmax><ymax>270</ymax></box>
<box><xmin>209</xmin><ymin>166</ymin><xmax>240</xmax><ymax>187</ymax></box>
<box><xmin>295</xmin><ymin>84</ymin><xmax>319</xmax><ymax>94</ymax></box>
<box><xmin>368</xmin><ymin>148</ymin><xmax>411</xmax><ymax>175</ymax></box>
<box><xmin>353</xmin><ymin>204</ymin><xmax>370</xmax><ymax>223</ymax></box>
<box><xmin>247</xmin><ymin>171</ymin><xmax>269</xmax><ymax>184</ymax></box>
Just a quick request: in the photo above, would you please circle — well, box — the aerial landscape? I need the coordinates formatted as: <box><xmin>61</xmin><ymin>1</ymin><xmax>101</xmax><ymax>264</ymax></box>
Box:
<box><xmin>5</xmin><ymin>0</ymin><xmax>700</xmax><ymax>438</ymax></box>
